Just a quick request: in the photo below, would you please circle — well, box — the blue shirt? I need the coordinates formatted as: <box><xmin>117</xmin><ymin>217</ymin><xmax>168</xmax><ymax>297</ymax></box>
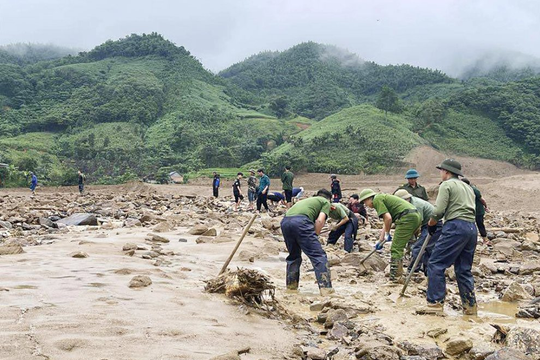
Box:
<box><xmin>258</xmin><ymin>175</ymin><xmax>270</xmax><ymax>194</ymax></box>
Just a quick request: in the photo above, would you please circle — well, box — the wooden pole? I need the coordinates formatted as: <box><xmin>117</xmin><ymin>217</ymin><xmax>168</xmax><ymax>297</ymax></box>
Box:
<box><xmin>218</xmin><ymin>214</ymin><xmax>258</xmax><ymax>276</ymax></box>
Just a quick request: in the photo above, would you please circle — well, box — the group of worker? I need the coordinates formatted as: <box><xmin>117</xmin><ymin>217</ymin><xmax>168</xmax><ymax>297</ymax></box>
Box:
<box><xmin>24</xmin><ymin>170</ymin><xmax>86</xmax><ymax>196</ymax></box>
<box><xmin>279</xmin><ymin>159</ymin><xmax>489</xmax><ymax>316</ymax></box>
<box><xmin>213</xmin><ymin>167</ymin><xmax>304</xmax><ymax>213</ymax></box>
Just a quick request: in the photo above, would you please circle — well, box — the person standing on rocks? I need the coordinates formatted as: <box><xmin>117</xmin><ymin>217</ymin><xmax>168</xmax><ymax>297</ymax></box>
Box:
<box><xmin>29</xmin><ymin>172</ymin><xmax>38</xmax><ymax>196</ymax></box>
<box><xmin>358</xmin><ymin>189</ymin><xmax>421</xmax><ymax>282</ymax></box>
<box><xmin>78</xmin><ymin>170</ymin><xmax>86</xmax><ymax>194</ymax></box>
<box><xmin>327</xmin><ymin>202</ymin><xmax>358</xmax><ymax>253</ymax></box>
<box><xmin>212</xmin><ymin>172</ymin><xmax>220</xmax><ymax>198</ymax></box>
<box><xmin>280</xmin><ymin>189</ymin><xmax>334</xmax><ymax>295</ymax></box>
<box><xmin>256</xmin><ymin>169</ymin><xmax>270</xmax><ymax>213</ymax></box>
<box><xmin>330</xmin><ymin>174</ymin><xmax>342</xmax><ymax>203</ymax></box>
<box><xmin>461</xmin><ymin>178</ymin><xmax>490</xmax><ymax>246</ymax></box>
<box><xmin>394</xmin><ymin>189</ymin><xmax>443</xmax><ymax>275</ymax></box>
<box><xmin>281</xmin><ymin>166</ymin><xmax>294</xmax><ymax>209</ymax></box>
<box><xmin>396</xmin><ymin>169</ymin><xmax>429</xmax><ymax>201</ymax></box>
<box><xmin>247</xmin><ymin>169</ymin><xmax>258</xmax><ymax>211</ymax></box>
<box><xmin>232</xmin><ymin>172</ymin><xmax>244</xmax><ymax>212</ymax></box>
<box><xmin>417</xmin><ymin>159</ymin><xmax>478</xmax><ymax>316</ymax></box>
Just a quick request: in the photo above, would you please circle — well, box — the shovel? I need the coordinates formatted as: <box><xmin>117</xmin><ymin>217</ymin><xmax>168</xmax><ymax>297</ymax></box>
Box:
<box><xmin>359</xmin><ymin>236</ymin><xmax>390</xmax><ymax>266</ymax></box>
<box><xmin>218</xmin><ymin>213</ymin><xmax>258</xmax><ymax>276</ymax></box>
<box><xmin>399</xmin><ymin>233</ymin><xmax>432</xmax><ymax>297</ymax></box>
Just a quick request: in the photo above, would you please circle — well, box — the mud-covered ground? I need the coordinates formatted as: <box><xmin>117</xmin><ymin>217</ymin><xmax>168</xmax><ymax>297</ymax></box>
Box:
<box><xmin>1</xmin><ymin>170</ymin><xmax>540</xmax><ymax>360</ymax></box>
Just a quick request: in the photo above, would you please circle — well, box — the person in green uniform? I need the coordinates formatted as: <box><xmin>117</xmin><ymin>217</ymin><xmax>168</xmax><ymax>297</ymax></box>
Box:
<box><xmin>359</xmin><ymin>189</ymin><xmax>422</xmax><ymax>282</ymax></box>
<box><xmin>281</xmin><ymin>166</ymin><xmax>295</xmax><ymax>209</ymax></box>
<box><xmin>462</xmin><ymin>178</ymin><xmax>490</xmax><ymax>246</ymax></box>
<box><xmin>281</xmin><ymin>189</ymin><xmax>334</xmax><ymax>295</ymax></box>
<box><xmin>417</xmin><ymin>159</ymin><xmax>478</xmax><ymax>316</ymax></box>
<box><xmin>396</xmin><ymin>169</ymin><xmax>428</xmax><ymax>201</ymax></box>
<box><xmin>327</xmin><ymin>202</ymin><xmax>358</xmax><ymax>253</ymax></box>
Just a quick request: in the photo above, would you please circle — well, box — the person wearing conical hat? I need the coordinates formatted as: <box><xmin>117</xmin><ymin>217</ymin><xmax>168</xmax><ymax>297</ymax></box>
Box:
<box><xmin>396</xmin><ymin>169</ymin><xmax>428</xmax><ymax>201</ymax></box>
<box><xmin>358</xmin><ymin>189</ymin><xmax>421</xmax><ymax>282</ymax></box>
<box><xmin>416</xmin><ymin>159</ymin><xmax>478</xmax><ymax>316</ymax></box>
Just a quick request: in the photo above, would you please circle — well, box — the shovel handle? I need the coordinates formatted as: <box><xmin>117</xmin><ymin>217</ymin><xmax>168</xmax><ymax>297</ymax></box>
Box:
<box><xmin>400</xmin><ymin>233</ymin><xmax>432</xmax><ymax>296</ymax></box>
<box><xmin>218</xmin><ymin>214</ymin><xmax>258</xmax><ymax>276</ymax></box>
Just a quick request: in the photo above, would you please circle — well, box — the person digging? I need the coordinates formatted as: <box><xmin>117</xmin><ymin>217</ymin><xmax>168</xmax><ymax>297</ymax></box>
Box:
<box><xmin>280</xmin><ymin>189</ymin><xmax>334</xmax><ymax>296</ymax></box>
<box><xmin>417</xmin><ymin>159</ymin><xmax>478</xmax><ymax>316</ymax></box>
<box><xmin>327</xmin><ymin>202</ymin><xmax>358</xmax><ymax>253</ymax></box>
<box><xmin>394</xmin><ymin>189</ymin><xmax>443</xmax><ymax>275</ymax></box>
<box><xmin>359</xmin><ymin>189</ymin><xmax>421</xmax><ymax>283</ymax></box>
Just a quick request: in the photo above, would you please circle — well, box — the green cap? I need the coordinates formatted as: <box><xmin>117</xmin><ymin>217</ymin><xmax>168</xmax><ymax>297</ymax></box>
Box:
<box><xmin>394</xmin><ymin>189</ymin><xmax>412</xmax><ymax>200</ymax></box>
<box><xmin>359</xmin><ymin>189</ymin><xmax>377</xmax><ymax>202</ymax></box>
<box><xmin>436</xmin><ymin>158</ymin><xmax>463</xmax><ymax>176</ymax></box>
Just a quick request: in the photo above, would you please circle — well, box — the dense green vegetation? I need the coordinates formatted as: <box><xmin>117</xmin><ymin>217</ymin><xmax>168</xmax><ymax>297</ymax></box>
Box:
<box><xmin>1</xmin><ymin>34</ymin><xmax>540</xmax><ymax>187</ymax></box>
<box><xmin>220</xmin><ymin>42</ymin><xmax>453</xmax><ymax>120</ymax></box>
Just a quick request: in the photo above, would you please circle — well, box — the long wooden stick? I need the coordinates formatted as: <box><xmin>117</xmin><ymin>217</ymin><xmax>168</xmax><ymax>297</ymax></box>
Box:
<box><xmin>218</xmin><ymin>214</ymin><xmax>258</xmax><ymax>276</ymax></box>
<box><xmin>400</xmin><ymin>234</ymin><xmax>432</xmax><ymax>297</ymax></box>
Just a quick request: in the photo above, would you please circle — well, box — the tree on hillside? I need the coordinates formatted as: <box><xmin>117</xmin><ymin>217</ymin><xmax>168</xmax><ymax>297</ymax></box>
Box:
<box><xmin>269</xmin><ymin>96</ymin><xmax>290</xmax><ymax>118</ymax></box>
<box><xmin>376</xmin><ymin>86</ymin><xmax>401</xmax><ymax>119</ymax></box>
<box><xmin>413</xmin><ymin>99</ymin><xmax>445</xmax><ymax>133</ymax></box>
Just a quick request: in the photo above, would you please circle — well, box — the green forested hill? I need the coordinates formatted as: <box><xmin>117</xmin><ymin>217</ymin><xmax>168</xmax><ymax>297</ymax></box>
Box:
<box><xmin>0</xmin><ymin>33</ymin><xmax>292</xmax><ymax>186</ymax></box>
<box><xmin>0</xmin><ymin>34</ymin><xmax>539</xmax><ymax>186</ymax></box>
<box><xmin>220</xmin><ymin>42</ymin><xmax>453</xmax><ymax>120</ymax></box>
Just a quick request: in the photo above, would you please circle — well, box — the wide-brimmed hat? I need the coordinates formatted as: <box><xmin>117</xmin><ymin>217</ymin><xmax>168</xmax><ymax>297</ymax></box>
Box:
<box><xmin>436</xmin><ymin>158</ymin><xmax>463</xmax><ymax>176</ymax></box>
<box><xmin>394</xmin><ymin>189</ymin><xmax>412</xmax><ymax>200</ymax></box>
<box><xmin>405</xmin><ymin>169</ymin><xmax>420</xmax><ymax>179</ymax></box>
<box><xmin>358</xmin><ymin>188</ymin><xmax>377</xmax><ymax>202</ymax></box>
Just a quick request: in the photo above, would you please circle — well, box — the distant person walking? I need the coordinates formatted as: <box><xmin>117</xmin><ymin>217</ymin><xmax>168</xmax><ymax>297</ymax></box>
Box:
<box><xmin>281</xmin><ymin>166</ymin><xmax>294</xmax><ymax>209</ymax></box>
<box><xmin>212</xmin><ymin>172</ymin><xmax>220</xmax><ymax>197</ymax></box>
<box><xmin>78</xmin><ymin>170</ymin><xmax>86</xmax><ymax>194</ymax></box>
<box><xmin>29</xmin><ymin>172</ymin><xmax>38</xmax><ymax>196</ymax></box>
<box><xmin>462</xmin><ymin>178</ymin><xmax>490</xmax><ymax>246</ymax></box>
<box><xmin>330</xmin><ymin>174</ymin><xmax>342</xmax><ymax>203</ymax></box>
<box><xmin>256</xmin><ymin>169</ymin><xmax>270</xmax><ymax>213</ymax></box>
<box><xmin>247</xmin><ymin>169</ymin><xmax>258</xmax><ymax>211</ymax></box>
<box><xmin>396</xmin><ymin>169</ymin><xmax>429</xmax><ymax>201</ymax></box>
<box><xmin>232</xmin><ymin>172</ymin><xmax>244</xmax><ymax>211</ymax></box>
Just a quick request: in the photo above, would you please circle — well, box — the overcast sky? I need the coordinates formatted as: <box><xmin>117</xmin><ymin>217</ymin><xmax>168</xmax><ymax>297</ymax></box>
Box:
<box><xmin>1</xmin><ymin>0</ymin><xmax>538</xmax><ymax>75</ymax></box>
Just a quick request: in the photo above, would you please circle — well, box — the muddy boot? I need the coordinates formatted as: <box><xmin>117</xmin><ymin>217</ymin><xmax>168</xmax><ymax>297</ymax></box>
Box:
<box><xmin>389</xmin><ymin>258</ymin><xmax>404</xmax><ymax>283</ymax></box>
<box><xmin>319</xmin><ymin>287</ymin><xmax>335</xmax><ymax>296</ymax></box>
<box><xmin>463</xmin><ymin>303</ymin><xmax>478</xmax><ymax>315</ymax></box>
<box><xmin>416</xmin><ymin>302</ymin><xmax>445</xmax><ymax>316</ymax></box>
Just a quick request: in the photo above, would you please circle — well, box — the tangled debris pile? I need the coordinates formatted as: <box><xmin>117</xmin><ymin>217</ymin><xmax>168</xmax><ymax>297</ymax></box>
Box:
<box><xmin>205</xmin><ymin>268</ymin><xmax>276</xmax><ymax>306</ymax></box>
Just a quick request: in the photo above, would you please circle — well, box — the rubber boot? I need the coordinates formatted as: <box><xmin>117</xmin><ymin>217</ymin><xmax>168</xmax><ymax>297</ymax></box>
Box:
<box><xmin>416</xmin><ymin>302</ymin><xmax>444</xmax><ymax>316</ymax></box>
<box><xmin>389</xmin><ymin>258</ymin><xmax>404</xmax><ymax>283</ymax></box>
<box><xmin>319</xmin><ymin>287</ymin><xmax>335</xmax><ymax>296</ymax></box>
<box><xmin>463</xmin><ymin>303</ymin><xmax>478</xmax><ymax>316</ymax></box>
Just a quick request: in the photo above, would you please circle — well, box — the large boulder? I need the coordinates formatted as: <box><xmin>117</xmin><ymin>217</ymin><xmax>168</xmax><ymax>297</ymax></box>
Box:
<box><xmin>520</xmin><ymin>262</ymin><xmax>540</xmax><ymax>275</ymax></box>
<box><xmin>501</xmin><ymin>282</ymin><xmax>533</xmax><ymax>302</ymax></box>
<box><xmin>0</xmin><ymin>244</ymin><xmax>24</xmax><ymax>255</ymax></box>
<box><xmin>57</xmin><ymin>213</ymin><xmax>98</xmax><ymax>226</ymax></box>
<box><xmin>506</xmin><ymin>327</ymin><xmax>540</xmax><ymax>355</ymax></box>
<box><xmin>189</xmin><ymin>224</ymin><xmax>209</xmax><ymax>235</ymax></box>
<box><xmin>445</xmin><ymin>337</ymin><xmax>473</xmax><ymax>356</ymax></box>
<box><xmin>485</xmin><ymin>348</ymin><xmax>529</xmax><ymax>360</ymax></box>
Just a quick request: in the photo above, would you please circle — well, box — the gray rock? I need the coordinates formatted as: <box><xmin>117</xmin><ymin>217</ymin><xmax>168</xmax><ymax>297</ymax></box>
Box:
<box><xmin>189</xmin><ymin>224</ymin><xmax>209</xmax><ymax>235</ymax></box>
<box><xmin>305</xmin><ymin>347</ymin><xmax>326</xmax><ymax>360</ymax></box>
<box><xmin>0</xmin><ymin>220</ymin><xmax>12</xmax><ymax>229</ymax></box>
<box><xmin>324</xmin><ymin>309</ymin><xmax>348</xmax><ymax>328</ymax></box>
<box><xmin>0</xmin><ymin>244</ymin><xmax>24</xmax><ymax>255</ymax></box>
<box><xmin>485</xmin><ymin>348</ymin><xmax>529</xmax><ymax>360</ymax></box>
<box><xmin>501</xmin><ymin>282</ymin><xmax>533</xmax><ymax>302</ymax></box>
<box><xmin>150</xmin><ymin>234</ymin><xmax>170</xmax><ymax>243</ymax></box>
<box><xmin>128</xmin><ymin>275</ymin><xmax>152</xmax><ymax>288</ymax></box>
<box><xmin>506</xmin><ymin>327</ymin><xmax>540</xmax><ymax>355</ymax></box>
<box><xmin>469</xmin><ymin>346</ymin><xmax>496</xmax><ymax>360</ymax></box>
<box><xmin>57</xmin><ymin>213</ymin><xmax>98</xmax><ymax>226</ymax></box>
<box><xmin>39</xmin><ymin>217</ymin><xmax>54</xmax><ymax>228</ymax></box>
<box><xmin>202</xmin><ymin>228</ymin><xmax>218</xmax><ymax>236</ymax></box>
<box><xmin>328</xmin><ymin>322</ymin><xmax>348</xmax><ymax>340</ymax></box>
<box><xmin>520</xmin><ymin>262</ymin><xmax>540</xmax><ymax>275</ymax></box>
<box><xmin>122</xmin><ymin>243</ymin><xmax>138</xmax><ymax>251</ymax></box>
<box><xmin>70</xmin><ymin>251</ymin><xmax>89</xmax><ymax>258</ymax></box>
<box><xmin>445</xmin><ymin>337</ymin><xmax>473</xmax><ymax>356</ymax></box>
